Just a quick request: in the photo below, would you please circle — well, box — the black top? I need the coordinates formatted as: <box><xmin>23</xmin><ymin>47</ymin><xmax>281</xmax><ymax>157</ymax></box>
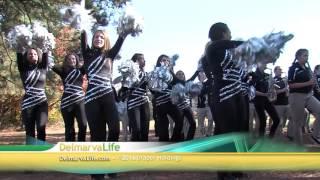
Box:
<box><xmin>52</xmin><ymin>66</ymin><xmax>85</xmax><ymax>87</ymax></box>
<box><xmin>197</xmin><ymin>80</ymin><xmax>212</xmax><ymax>108</ymax></box>
<box><xmin>251</xmin><ymin>68</ymin><xmax>270</xmax><ymax>94</ymax></box>
<box><xmin>81</xmin><ymin>31</ymin><xmax>125</xmax><ymax>103</ymax></box>
<box><xmin>174</xmin><ymin>70</ymin><xmax>199</xmax><ymax>110</ymax></box>
<box><xmin>153</xmin><ymin>70</ymin><xmax>198</xmax><ymax>107</ymax></box>
<box><xmin>273</xmin><ymin>76</ymin><xmax>289</xmax><ymax>105</ymax></box>
<box><xmin>314</xmin><ymin>74</ymin><xmax>320</xmax><ymax>100</ymax></box>
<box><xmin>288</xmin><ymin>62</ymin><xmax>313</xmax><ymax>93</ymax></box>
<box><xmin>205</xmin><ymin>40</ymin><xmax>244</xmax><ymax>102</ymax></box>
<box><xmin>52</xmin><ymin>65</ymin><xmax>86</xmax><ymax>109</ymax></box>
<box><xmin>17</xmin><ymin>52</ymin><xmax>48</xmax><ymax>110</ymax></box>
<box><xmin>127</xmin><ymin>71</ymin><xmax>149</xmax><ymax>110</ymax></box>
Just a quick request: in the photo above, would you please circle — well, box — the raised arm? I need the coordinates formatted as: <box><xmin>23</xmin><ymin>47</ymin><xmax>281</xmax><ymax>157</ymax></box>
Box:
<box><xmin>39</xmin><ymin>52</ymin><xmax>48</xmax><ymax>69</ymax></box>
<box><xmin>206</xmin><ymin>40</ymin><xmax>243</xmax><ymax>64</ymax></box>
<box><xmin>106</xmin><ymin>35</ymin><xmax>126</xmax><ymax>60</ymax></box>
<box><xmin>16</xmin><ymin>52</ymin><xmax>24</xmax><ymax>72</ymax></box>
<box><xmin>51</xmin><ymin>65</ymin><xmax>63</xmax><ymax>77</ymax></box>
<box><xmin>210</xmin><ymin>40</ymin><xmax>243</xmax><ymax>50</ymax></box>
<box><xmin>79</xmin><ymin>66</ymin><xmax>86</xmax><ymax>75</ymax></box>
<box><xmin>81</xmin><ymin>30</ymin><xmax>90</xmax><ymax>56</ymax></box>
<box><xmin>186</xmin><ymin>70</ymin><xmax>200</xmax><ymax>82</ymax></box>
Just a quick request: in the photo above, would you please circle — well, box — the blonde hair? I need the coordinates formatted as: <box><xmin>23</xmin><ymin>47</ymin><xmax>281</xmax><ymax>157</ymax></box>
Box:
<box><xmin>92</xmin><ymin>30</ymin><xmax>111</xmax><ymax>53</ymax></box>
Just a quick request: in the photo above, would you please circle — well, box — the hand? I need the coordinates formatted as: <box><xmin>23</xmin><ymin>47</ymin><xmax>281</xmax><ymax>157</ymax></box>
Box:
<box><xmin>285</xmin><ymin>88</ymin><xmax>289</xmax><ymax>95</ymax></box>
<box><xmin>119</xmin><ymin>30</ymin><xmax>129</xmax><ymax>39</ymax></box>
<box><xmin>307</xmin><ymin>78</ymin><xmax>316</xmax><ymax>86</ymax></box>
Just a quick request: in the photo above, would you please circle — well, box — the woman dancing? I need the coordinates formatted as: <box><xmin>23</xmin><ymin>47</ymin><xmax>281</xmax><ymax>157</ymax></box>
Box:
<box><xmin>17</xmin><ymin>48</ymin><xmax>48</xmax><ymax>144</ymax></box>
<box><xmin>81</xmin><ymin>29</ymin><xmax>128</xmax><ymax>179</ymax></box>
<box><xmin>174</xmin><ymin>70</ymin><xmax>199</xmax><ymax>140</ymax></box>
<box><xmin>52</xmin><ymin>53</ymin><xmax>87</xmax><ymax>141</ymax></box>
<box><xmin>204</xmin><ymin>22</ymin><xmax>248</xmax><ymax>180</ymax></box>
<box><xmin>126</xmin><ymin>53</ymin><xmax>150</xmax><ymax>141</ymax></box>
<box><xmin>152</xmin><ymin>54</ymin><xmax>184</xmax><ymax>142</ymax></box>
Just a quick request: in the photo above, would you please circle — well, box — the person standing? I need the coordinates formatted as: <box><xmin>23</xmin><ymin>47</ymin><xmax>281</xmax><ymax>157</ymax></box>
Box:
<box><xmin>287</xmin><ymin>49</ymin><xmax>320</xmax><ymax>144</ymax></box>
<box><xmin>17</xmin><ymin>48</ymin><xmax>48</xmax><ymax>144</ymax></box>
<box><xmin>196</xmin><ymin>71</ymin><xmax>214</xmax><ymax>137</ymax></box>
<box><xmin>174</xmin><ymin>70</ymin><xmax>199</xmax><ymax>140</ymax></box>
<box><xmin>251</xmin><ymin>63</ymin><xmax>280</xmax><ymax>138</ymax></box>
<box><xmin>81</xmin><ymin>29</ymin><xmax>128</xmax><ymax>179</ymax></box>
<box><xmin>52</xmin><ymin>53</ymin><xmax>87</xmax><ymax>141</ymax></box>
<box><xmin>313</xmin><ymin>65</ymin><xmax>320</xmax><ymax>101</ymax></box>
<box><xmin>152</xmin><ymin>54</ymin><xmax>184</xmax><ymax>142</ymax></box>
<box><xmin>127</xmin><ymin>53</ymin><xmax>150</xmax><ymax>141</ymax></box>
<box><xmin>272</xmin><ymin>66</ymin><xmax>291</xmax><ymax>135</ymax></box>
<box><xmin>204</xmin><ymin>22</ymin><xmax>248</xmax><ymax>180</ymax></box>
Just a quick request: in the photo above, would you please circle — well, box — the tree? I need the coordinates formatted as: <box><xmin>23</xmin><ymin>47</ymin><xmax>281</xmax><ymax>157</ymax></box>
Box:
<box><xmin>0</xmin><ymin>0</ymin><xmax>130</xmax><ymax>128</ymax></box>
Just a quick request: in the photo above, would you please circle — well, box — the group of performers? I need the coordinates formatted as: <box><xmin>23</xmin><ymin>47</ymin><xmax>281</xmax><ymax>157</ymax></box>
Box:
<box><xmin>16</xmin><ymin>22</ymin><xmax>320</xmax><ymax>180</ymax></box>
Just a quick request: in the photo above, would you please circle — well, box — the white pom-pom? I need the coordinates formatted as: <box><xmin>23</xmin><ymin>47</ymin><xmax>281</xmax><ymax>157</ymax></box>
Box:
<box><xmin>148</xmin><ymin>65</ymin><xmax>172</xmax><ymax>91</ymax></box>
<box><xmin>60</xmin><ymin>3</ymin><xmax>96</xmax><ymax>31</ymax></box>
<box><xmin>171</xmin><ymin>83</ymin><xmax>187</xmax><ymax>105</ymax></box>
<box><xmin>170</xmin><ymin>54</ymin><xmax>179</xmax><ymax>67</ymax></box>
<box><xmin>6</xmin><ymin>22</ymin><xmax>56</xmax><ymax>52</ymax></box>
<box><xmin>233</xmin><ymin>32</ymin><xmax>294</xmax><ymax>66</ymax></box>
<box><xmin>116</xmin><ymin>101</ymin><xmax>127</xmax><ymax>116</ymax></box>
<box><xmin>248</xmin><ymin>86</ymin><xmax>256</xmax><ymax>101</ymax></box>
<box><xmin>31</xmin><ymin>22</ymin><xmax>56</xmax><ymax>51</ymax></box>
<box><xmin>118</xmin><ymin>59</ymin><xmax>140</xmax><ymax>88</ymax></box>
<box><xmin>117</xmin><ymin>5</ymin><xmax>144</xmax><ymax>37</ymax></box>
<box><xmin>6</xmin><ymin>24</ymin><xmax>33</xmax><ymax>52</ymax></box>
<box><xmin>185</xmin><ymin>81</ymin><xmax>202</xmax><ymax>97</ymax></box>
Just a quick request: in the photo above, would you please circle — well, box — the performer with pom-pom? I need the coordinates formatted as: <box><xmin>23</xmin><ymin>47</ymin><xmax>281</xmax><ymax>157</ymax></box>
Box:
<box><xmin>51</xmin><ymin>53</ymin><xmax>87</xmax><ymax>142</ymax></box>
<box><xmin>150</xmin><ymin>55</ymin><xmax>184</xmax><ymax>142</ymax></box>
<box><xmin>81</xmin><ymin>23</ymin><xmax>132</xmax><ymax>179</ymax></box>
<box><xmin>16</xmin><ymin>48</ymin><xmax>49</xmax><ymax>145</ymax></box>
<box><xmin>204</xmin><ymin>22</ymin><xmax>251</xmax><ymax>180</ymax></box>
<box><xmin>7</xmin><ymin>22</ymin><xmax>55</xmax><ymax>145</ymax></box>
<box><xmin>124</xmin><ymin>53</ymin><xmax>151</xmax><ymax>141</ymax></box>
<box><xmin>173</xmin><ymin>70</ymin><xmax>199</xmax><ymax>140</ymax></box>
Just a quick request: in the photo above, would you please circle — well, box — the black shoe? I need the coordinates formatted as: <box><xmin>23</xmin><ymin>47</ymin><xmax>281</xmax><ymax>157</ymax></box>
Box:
<box><xmin>233</xmin><ymin>172</ymin><xmax>249</xmax><ymax>179</ymax></box>
<box><xmin>23</xmin><ymin>171</ymin><xmax>33</xmax><ymax>174</ymax></box>
<box><xmin>107</xmin><ymin>173</ymin><xmax>118</xmax><ymax>179</ymax></box>
<box><xmin>311</xmin><ymin>135</ymin><xmax>320</xmax><ymax>144</ymax></box>
<box><xmin>287</xmin><ymin>136</ymin><xmax>294</xmax><ymax>141</ymax></box>
<box><xmin>91</xmin><ymin>174</ymin><xmax>105</xmax><ymax>180</ymax></box>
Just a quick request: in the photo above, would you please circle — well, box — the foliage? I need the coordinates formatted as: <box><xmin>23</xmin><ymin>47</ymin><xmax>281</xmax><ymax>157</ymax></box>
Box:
<box><xmin>0</xmin><ymin>0</ymin><xmax>130</xmax><ymax>129</ymax></box>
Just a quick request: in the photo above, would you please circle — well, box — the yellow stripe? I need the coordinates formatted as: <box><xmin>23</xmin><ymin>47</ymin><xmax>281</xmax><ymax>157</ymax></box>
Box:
<box><xmin>1</xmin><ymin>152</ymin><xmax>320</xmax><ymax>171</ymax></box>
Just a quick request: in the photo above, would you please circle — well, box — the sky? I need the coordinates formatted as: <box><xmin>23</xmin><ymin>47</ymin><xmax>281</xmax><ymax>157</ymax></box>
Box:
<box><xmin>106</xmin><ymin>0</ymin><xmax>320</xmax><ymax>78</ymax></box>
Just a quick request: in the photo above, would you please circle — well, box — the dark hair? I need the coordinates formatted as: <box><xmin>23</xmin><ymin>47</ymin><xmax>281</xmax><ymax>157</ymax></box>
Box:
<box><xmin>314</xmin><ymin>65</ymin><xmax>320</xmax><ymax>72</ymax></box>
<box><xmin>131</xmin><ymin>53</ymin><xmax>143</xmax><ymax>62</ymax></box>
<box><xmin>156</xmin><ymin>54</ymin><xmax>169</xmax><ymax>67</ymax></box>
<box><xmin>63</xmin><ymin>53</ymin><xmax>80</xmax><ymax>69</ymax></box>
<box><xmin>23</xmin><ymin>48</ymin><xmax>43</xmax><ymax>65</ymax></box>
<box><xmin>176</xmin><ymin>70</ymin><xmax>185</xmax><ymax>80</ymax></box>
<box><xmin>208</xmin><ymin>22</ymin><xmax>229</xmax><ymax>41</ymax></box>
<box><xmin>274</xmin><ymin>66</ymin><xmax>281</xmax><ymax>72</ymax></box>
<box><xmin>293</xmin><ymin>48</ymin><xmax>308</xmax><ymax>64</ymax></box>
